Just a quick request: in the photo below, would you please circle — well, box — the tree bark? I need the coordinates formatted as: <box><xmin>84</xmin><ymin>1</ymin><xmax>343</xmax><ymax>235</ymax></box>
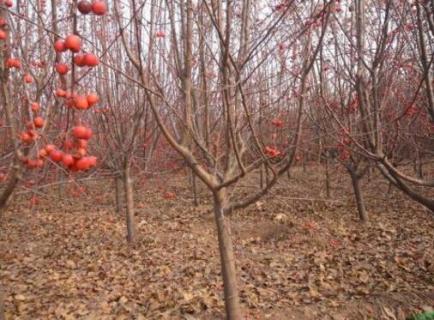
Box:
<box><xmin>350</xmin><ymin>171</ymin><xmax>368</xmax><ymax>222</ymax></box>
<box><xmin>123</xmin><ymin>163</ymin><xmax>136</xmax><ymax>243</ymax></box>
<box><xmin>0</xmin><ymin>4</ymin><xmax>21</xmax><ymax>218</ymax></box>
<box><xmin>213</xmin><ymin>190</ymin><xmax>242</xmax><ymax>320</ymax></box>
<box><xmin>0</xmin><ymin>166</ymin><xmax>18</xmax><ymax>216</ymax></box>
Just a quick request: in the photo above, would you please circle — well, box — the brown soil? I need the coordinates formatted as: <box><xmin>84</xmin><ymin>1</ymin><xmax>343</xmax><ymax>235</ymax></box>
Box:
<box><xmin>1</xmin><ymin>166</ymin><xmax>433</xmax><ymax>319</ymax></box>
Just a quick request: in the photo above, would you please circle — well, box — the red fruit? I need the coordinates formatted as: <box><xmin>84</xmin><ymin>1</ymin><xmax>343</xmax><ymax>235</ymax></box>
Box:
<box><xmin>20</xmin><ymin>132</ymin><xmax>33</xmax><ymax>144</ymax></box>
<box><xmin>35</xmin><ymin>159</ymin><xmax>44</xmax><ymax>168</ymax></box>
<box><xmin>31</xmin><ymin>102</ymin><xmax>40</xmax><ymax>112</ymax></box>
<box><xmin>24</xmin><ymin>74</ymin><xmax>33</xmax><ymax>83</ymax></box>
<box><xmin>73</xmin><ymin>95</ymin><xmax>89</xmax><ymax>110</ymax></box>
<box><xmin>271</xmin><ymin>118</ymin><xmax>284</xmax><ymax>128</ymax></box>
<box><xmin>0</xmin><ymin>18</ymin><xmax>7</xmax><ymax>27</ymax></box>
<box><xmin>264</xmin><ymin>146</ymin><xmax>281</xmax><ymax>158</ymax></box>
<box><xmin>0</xmin><ymin>29</ymin><xmax>7</xmax><ymax>40</ymax></box>
<box><xmin>83</xmin><ymin>53</ymin><xmax>99</xmax><ymax>67</ymax></box>
<box><xmin>54</xmin><ymin>39</ymin><xmax>66</xmax><ymax>53</ymax></box>
<box><xmin>87</xmin><ymin>93</ymin><xmax>99</xmax><ymax>106</ymax></box>
<box><xmin>26</xmin><ymin>159</ymin><xmax>38</xmax><ymax>169</ymax></box>
<box><xmin>45</xmin><ymin>144</ymin><xmax>56</xmax><ymax>154</ymax></box>
<box><xmin>55</xmin><ymin>88</ymin><xmax>67</xmax><ymax>97</ymax></box>
<box><xmin>77</xmin><ymin>0</ymin><xmax>92</xmax><ymax>14</ymax></box>
<box><xmin>76</xmin><ymin>157</ymin><xmax>91</xmax><ymax>170</ymax></box>
<box><xmin>50</xmin><ymin>150</ymin><xmax>63</xmax><ymax>162</ymax></box>
<box><xmin>27</xmin><ymin>130</ymin><xmax>39</xmax><ymax>140</ymax></box>
<box><xmin>73</xmin><ymin>54</ymin><xmax>86</xmax><ymax>67</ymax></box>
<box><xmin>5</xmin><ymin>0</ymin><xmax>13</xmax><ymax>7</ymax></box>
<box><xmin>6</xmin><ymin>58</ymin><xmax>20</xmax><ymax>68</ymax></box>
<box><xmin>33</xmin><ymin>116</ymin><xmax>44</xmax><ymax>128</ymax></box>
<box><xmin>155</xmin><ymin>31</ymin><xmax>166</xmax><ymax>38</ymax></box>
<box><xmin>12</xmin><ymin>59</ymin><xmax>20</xmax><ymax>68</ymax></box>
<box><xmin>64</xmin><ymin>35</ymin><xmax>81</xmax><ymax>53</ymax></box>
<box><xmin>72</xmin><ymin>126</ymin><xmax>91</xmax><ymax>139</ymax></box>
<box><xmin>55</xmin><ymin>63</ymin><xmax>69</xmax><ymax>75</ymax></box>
<box><xmin>84</xmin><ymin>128</ymin><xmax>93</xmax><ymax>139</ymax></box>
<box><xmin>38</xmin><ymin>149</ymin><xmax>48</xmax><ymax>158</ymax></box>
<box><xmin>91</xmin><ymin>1</ymin><xmax>107</xmax><ymax>15</ymax></box>
<box><xmin>62</xmin><ymin>153</ymin><xmax>74</xmax><ymax>166</ymax></box>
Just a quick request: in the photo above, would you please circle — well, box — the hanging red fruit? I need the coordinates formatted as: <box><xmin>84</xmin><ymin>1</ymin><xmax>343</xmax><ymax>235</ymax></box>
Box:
<box><xmin>54</xmin><ymin>39</ymin><xmax>66</xmax><ymax>53</ymax></box>
<box><xmin>62</xmin><ymin>154</ymin><xmax>74</xmax><ymax>167</ymax></box>
<box><xmin>50</xmin><ymin>150</ymin><xmax>63</xmax><ymax>162</ymax></box>
<box><xmin>24</xmin><ymin>74</ymin><xmax>33</xmax><ymax>84</ymax></box>
<box><xmin>55</xmin><ymin>63</ymin><xmax>69</xmax><ymax>75</ymax></box>
<box><xmin>64</xmin><ymin>34</ymin><xmax>81</xmax><ymax>53</ymax></box>
<box><xmin>73</xmin><ymin>54</ymin><xmax>86</xmax><ymax>67</ymax></box>
<box><xmin>92</xmin><ymin>1</ymin><xmax>107</xmax><ymax>15</ymax></box>
<box><xmin>87</xmin><ymin>93</ymin><xmax>99</xmax><ymax>106</ymax></box>
<box><xmin>78</xmin><ymin>0</ymin><xmax>92</xmax><ymax>14</ymax></box>
<box><xmin>33</xmin><ymin>117</ymin><xmax>44</xmax><ymax>128</ymax></box>
<box><xmin>83</xmin><ymin>53</ymin><xmax>99</xmax><ymax>67</ymax></box>
<box><xmin>73</xmin><ymin>95</ymin><xmax>89</xmax><ymax>110</ymax></box>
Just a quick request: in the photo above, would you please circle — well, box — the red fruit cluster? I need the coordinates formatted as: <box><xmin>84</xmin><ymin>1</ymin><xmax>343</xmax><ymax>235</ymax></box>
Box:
<box><xmin>265</xmin><ymin>146</ymin><xmax>281</xmax><ymax>158</ymax></box>
<box><xmin>55</xmin><ymin>92</ymin><xmax>100</xmax><ymax>110</ymax></box>
<box><xmin>23</xmin><ymin>73</ymin><xmax>33</xmax><ymax>83</ymax></box>
<box><xmin>54</xmin><ymin>16</ymin><xmax>102</xmax><ymax>110</ymax></box>
<box><xmin>62</xmin><ymin>126</ymin><xmax>97</xmax><ymax>171</ymax></box>
<box><xmin>73</xmin><ymin>53</ymin><xmax>99</xmax><ymax>68</ymax></box>
<box><xmin>0</xmin><ymin>0</ymin><xmax>13</xmax><ymax>8</ymax></box>
<box><xmin>43</xmin><ymin>126</ymin><xmax>97</xmax><ymax>172</ymax></box>
<box><xmin>46</xmin><ymin>1</ymin><xmax>104</xmax><ymax>173</ymax></box>
<box><xmin>19</xmin><ymin>98</ymin><xmax>46</xmax><ymax>147</ymax></box>
<box><xmin>0</xmin><ymin>2</ymin><xmax>11</xmax><ymax>40</ymax></box>
<box><xmin>271</xmin><ymin>118</ymin><xmax>284</xmax><ymax>128</ymax></box>
<box><xmin>5</xmin><ymin>57</ymin><xmax>20</xmax><ymax>69</ymax></box>
<box><xmin>77</xmin><ymin>1</ymin><xmax>107</xmax><ymax>16</ymax></box>
<box><xmin>155</xmin><ymin>31</ymin><xmax>166</xmax><ymax>38</ymax></box>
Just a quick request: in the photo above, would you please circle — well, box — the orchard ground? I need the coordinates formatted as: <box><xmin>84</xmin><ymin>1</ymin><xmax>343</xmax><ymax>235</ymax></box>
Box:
<box><xmin>1</xmin><ymin>165</ymin><xmax>433</xmax><ymax>320</ymax></box>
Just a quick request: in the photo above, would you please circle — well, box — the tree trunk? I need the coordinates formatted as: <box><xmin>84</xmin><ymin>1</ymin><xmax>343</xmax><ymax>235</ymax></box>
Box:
<box><xmin>350</xmin><ymin>171</ymin><xmax>368</xmax><ymax>222</ymax></box>
<box><xmin>114</xmin><ymin>176</ymin><xmax>123</xmax><ymax>215</ymax></box>
<box><xmin>213</xmin><ymin>190</ymin><xmax>242</xmax><ymax>320</ymax></box>
<box><xmin>0</xmin><ymin>166</ymin><xmax>19</xmax><ymax>219</ymax></box>
<box><xmin>123</xmin><ymin>163</ymin><xmax>136</xmax><ymax>243</ymax></box>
